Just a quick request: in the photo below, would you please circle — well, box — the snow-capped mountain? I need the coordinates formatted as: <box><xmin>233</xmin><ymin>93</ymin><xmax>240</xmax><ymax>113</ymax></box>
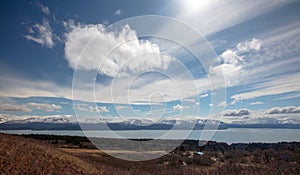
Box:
<box><xmin>1</xmin><ymin>116</ymin><xmax>299</xmax><ymax>130</ymax></box>
<box><xmin>0</xmin><ymin>117</ymin><xmax>8</xmax><ymax>124</ymax></box>
<box><xmin>4</xmin><ymin>116</ymin><xmax>71</xmax><ymax>124</ymax></box>
<box><xmin>124</xmin><ymin>119</ymin><xmax>154</xmax><ymax>126</ymax></box>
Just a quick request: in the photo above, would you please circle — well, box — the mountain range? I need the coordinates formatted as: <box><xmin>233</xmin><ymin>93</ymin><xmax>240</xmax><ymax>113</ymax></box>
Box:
<box><xmin>0</xmin><ymin>116</ymin><xmax>300</xmax><ymax>130</ymax></box>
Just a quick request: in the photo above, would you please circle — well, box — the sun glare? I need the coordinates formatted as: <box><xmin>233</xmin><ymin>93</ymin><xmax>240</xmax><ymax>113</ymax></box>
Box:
<box><xmin>183</xmin><ymin>0</ymin><xmax>210</xmax><ymax>14</ymax></box>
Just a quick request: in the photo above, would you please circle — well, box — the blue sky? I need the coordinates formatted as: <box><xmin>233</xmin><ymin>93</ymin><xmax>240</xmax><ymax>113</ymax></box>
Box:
<box><xmin>0</xmin><ymin>0</ymin><xmax>300</xmax><ymax>124</ymax></box>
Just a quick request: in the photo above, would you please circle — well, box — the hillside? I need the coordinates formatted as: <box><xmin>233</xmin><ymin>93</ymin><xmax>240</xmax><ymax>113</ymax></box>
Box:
<box><xmin>0</xmin><ymin>134</ymin><xmax>100</xmax><ymax>175</ymax></box>
<box><xmin>1</xmin><ymin>134</ymin><xmax>300</xmax><ymax>174</ymax></box>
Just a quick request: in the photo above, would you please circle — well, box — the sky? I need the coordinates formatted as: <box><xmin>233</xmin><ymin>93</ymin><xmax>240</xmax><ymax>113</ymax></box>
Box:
<box><xmin>0</xmin><ymin>0</ymin><xmax>300</xmax><ymax>124</ymax></box>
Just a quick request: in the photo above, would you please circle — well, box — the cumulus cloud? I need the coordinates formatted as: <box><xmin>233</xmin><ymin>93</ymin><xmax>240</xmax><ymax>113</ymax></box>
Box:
<box><xmin>236</xmin><ymin>38</ymin><xmax>261</xmax><ymax>52</ymax></box>
<box><xmin>223</xmin><ymin>109</ymin><xmax>250</xmax><ymax>116</ymax></box>
<box><xmin>27</xmin><ymin>102</ymin><xmax>62</xmax><ymax>112</ymax></box>
<box><xmin>114</xmin><ymin>9</ymin><xmax>121</xmax><ymax>15</ymax></box>
<box><xmin>224</xmin><ymin>108</ymin><xmax>300</xmax><ymax>124</ymax></box>
<box><xmin>0</xmin><ymin>103</ymin><xmax>32</xmax><ymax>112</ymax></box>
<box><xmin>266</xmin><ymin>106</ymin><xmax>300</xmax><ymax>114</ymax></box>
<box><xmin>89</xmin><ymin>106</ymin><xmax>109</xmax><ymax>113</ymax></box>
<box><xmin>64</xmin><ymin>23</ymin><xmax>174</xmax><ymax>78</ymax></box>
<box><xmin>221</xmin><ymin>49</ymin><xmax>243</xmax><ymax>65</ymax></box>
<box><xmin>210</xmin><ymin>38</ymin><xmax>262</xmax><ymax>86</ymax></box>
<box><xmin>24</xmin><ymin>19</ymin><xmax>54</xmax><ymax>48</ymax></box>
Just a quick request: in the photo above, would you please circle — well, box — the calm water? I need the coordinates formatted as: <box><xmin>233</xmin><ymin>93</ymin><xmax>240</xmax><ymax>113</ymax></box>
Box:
<box><xmin>1</xmin><ymin>128</ymin><xmax>300</xmax><ymax>144</ymax></box>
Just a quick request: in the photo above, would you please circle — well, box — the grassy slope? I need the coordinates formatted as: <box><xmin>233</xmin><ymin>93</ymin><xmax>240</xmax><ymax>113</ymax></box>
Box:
<box><xmin>0</xmin><ymin>134</ymin><xmax>100</xmax><ymax>175</ymax></box>
<box><xmin>2</xmin><ymin>134</ymin><xmax>300</xmax><ymax>175</ymax></box>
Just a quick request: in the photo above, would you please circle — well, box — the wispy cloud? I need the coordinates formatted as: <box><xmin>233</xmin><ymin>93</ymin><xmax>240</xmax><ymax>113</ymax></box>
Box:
<box><xmin>199</xmin><ymin>93</ymin><xmax>209</xmax><ymax>98</ymax></box>
<box><xmin>114</xmin><ymin>9</ymin><xmax>121</xmax><ymax>16</ymax></box>
<box><xmin>214</xmin><ymin>20</ymin><xmax>300</xmax><ymax>103</ymax></box>
<box><xmin>176</xmin><ymin>0</ymin><xmax>293</xmax><ymax>36</ymax></box>
<box><xmin>250</xmin><ymin>101</ymin><xmax>263</xmax><ymax>105</ymax></box>
<box><xmin>0</xmin><ymin>102</ymin><xmax>62</xmax><ymax>113</ymax></box>
<box><xmin>27</xmin><ymin>102</ymin><xmax>62</xmax><ymax>112</ymax></box>
<box><xmin>24</xmin><ymin>19</ymin><xmax>54</xmax><ymax>48</ymax></box>
<box><xmin>38</xmin><ymin>2</ymin><xmax>51</xmax><ymax>15</ymax></box>
<box><xmin>0</xmin><ymin>103</ymin><xmax>32</xmax><ymax>112</ymax></box>
<box><xmin>76</xmin><ymin>105</ymin><xmax>109</xmax><ymax>113</ymax></box>
<box><xmin>231</xmin><ymin>72</ymin><xmax>300</xmax><ymax>102</ymax></box>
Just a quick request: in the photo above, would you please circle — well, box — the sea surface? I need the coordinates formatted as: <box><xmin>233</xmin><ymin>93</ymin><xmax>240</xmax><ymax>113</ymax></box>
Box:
<box><xmin>1</xmin><ymin>128</ymin><xmax>300</xmax><ymax>144</ymax></box>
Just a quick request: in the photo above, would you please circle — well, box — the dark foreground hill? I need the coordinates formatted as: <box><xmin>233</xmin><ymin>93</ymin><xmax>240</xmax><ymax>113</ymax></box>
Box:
<box><xmin>0</xmin><ymin>134</ymin><xmax>100</xmax><ymax>174</ymax></box>
<box><xmin>1</xmin><ymin>134</ymin><xmax>300</xmax><ymax>174</ymax></box>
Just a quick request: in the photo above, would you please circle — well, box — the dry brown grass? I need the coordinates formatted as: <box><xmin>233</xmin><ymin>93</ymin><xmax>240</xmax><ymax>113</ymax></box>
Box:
<box><xmin>0</xmin><ymin>134</ymin><xmax>100</xmax><ymax>175</ymax></box>
<box><xmin>2</xmin><ymin>134</ymin><xmax>300</xmax><ymax>175</ymax></box>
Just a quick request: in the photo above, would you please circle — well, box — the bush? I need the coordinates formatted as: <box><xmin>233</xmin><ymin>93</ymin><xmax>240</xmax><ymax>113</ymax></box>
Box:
<box><xmin>193</xmin><ymin>155</ymin><xmax>213</xmax><ymax>166</ymax></box>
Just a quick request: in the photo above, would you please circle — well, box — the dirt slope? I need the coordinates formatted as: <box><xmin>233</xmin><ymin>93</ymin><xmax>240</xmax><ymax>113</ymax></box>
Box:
<box><xmin>0</xmin><ymin>134</ymin><xmax>101</xmax><ymax>175</ymax></box>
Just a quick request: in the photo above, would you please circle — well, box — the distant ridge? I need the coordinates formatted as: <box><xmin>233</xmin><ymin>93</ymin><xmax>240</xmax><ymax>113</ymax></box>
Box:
<box><xmin>0</xmin><ymin>118</ymin><xmax>300</xmax><ymax>130</ymax></box>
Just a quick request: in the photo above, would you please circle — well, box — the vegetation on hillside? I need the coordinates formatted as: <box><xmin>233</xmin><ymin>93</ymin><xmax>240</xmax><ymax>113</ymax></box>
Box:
<box><xmin>1</xmin><ymin>134</ymin><xmax>300</xmax><ymax>174</ymax></box>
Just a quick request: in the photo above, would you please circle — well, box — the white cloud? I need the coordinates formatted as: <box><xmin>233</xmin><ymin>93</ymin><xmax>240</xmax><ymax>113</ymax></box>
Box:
<box><xmin>0</xmin><ymin>103</ymin><xmax>32</xmax><ymax>112</ymax></box>
<box><xmin>231</xmin><ymin>72</ymin><xmax>300</xmax><ymax>102</ymax></box>
<box><xmin>172</xmin><ymin>104</ymin><xmax>189</xmax><ymax>111</ymax></box>
<box><xmin>64</xmin><ymin>23</ymin><xmax>174</xmax><ymax>78</ymax></box>
<box><xmin>217</xmin><ymin>101</ymin><xmax>226</xmax><ymax>107</ymax></box>
<box><xmin>75</xmin><ymin>105</ymin><xmax>89</xmax><ymax>112</ymax></box>
<box><xmin>222</xmin><ymin>108</ymin><xmax>300</xmax><ymax>124</ymax></box>
<box><xmin>266</xmin><ymin>106</ymin><xmax>300</xmax><ymax>114</ymax></box>
<box><xmin>221</xmin><ymin>49</ymin><xmax>243</xmax><ymax>65</ymax></box>
<box><xmin>199</xmin><ymin>93</ymin><xmax>209</xmax><ymax>98</ymax></box>
<box><xmin>116</xmin><ymin>105</ymin><xmax>128</xmax><ymax>110</ymax></box>
<box><xmin>227</xmin><ymin>21</ymin><xmax>300</xmax><ymax>102</ymax></box>
<box><xmin>211</xmin><ymin>38</ymin><xmax>262</xmax><ymax>86</ymax></box>
<box><xmin>182</xmin><ymin>98</ymin><xmax>196</xmax><ymax>103</ymax></box>
<box><xmin>250</xmin><ymin>101</ymin><xmax>263</xmax><ymax>105</ymax></box>
<box><xmin>0</xmin><ymin>69</ymin><xmax>211</xmax><ymax>104</ymax></box>
<box><xmin>223</xmin><ymin>109</ymin><xmax>250</xmax><ymax>116</ymax></box>
<box><xmin>0</xmin><ymin>114</ymin><xmax>73</xmax><ymax>123</ymax></box>
<box><xmin>24</xmin><ymin>19</ymin><xmax>54</xmax><ymax>48</ymax></box>
<box><xmin>27</xmin><ymin>102</ymin><xmax>62</xmax><ymax>112</ymax></box>
<box><xmin>236</xmin><ymin>38</ymin><xmax>261</xmax><ymax>52</ymax></box>
<box><xmin>114</xmin><ymin>9</ymin><xmax>121</xmax><ymax>15</ymax></box>
<box><xmin>75</xmin><ymin>105</ymin><xmax>109</xmax><ymax>113</ymax></box>
<box><xmin>173</xmin><ymin>104</ymin><xmax>183</xmax><ymax>111</ymax></box>
<box><xmin>39</xmin><ymin>3</ymin><xmax>50</xmax><ymax>15</ymax></box>
<box><xmin>88</xmin><ymin>106</ymin><xmax>109</xmax><ymax>113</ymax></box>
<box><xmin>0</xmin><ymin>73</ymin><xmax>73</xmax><ymax>100</ymax></box>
